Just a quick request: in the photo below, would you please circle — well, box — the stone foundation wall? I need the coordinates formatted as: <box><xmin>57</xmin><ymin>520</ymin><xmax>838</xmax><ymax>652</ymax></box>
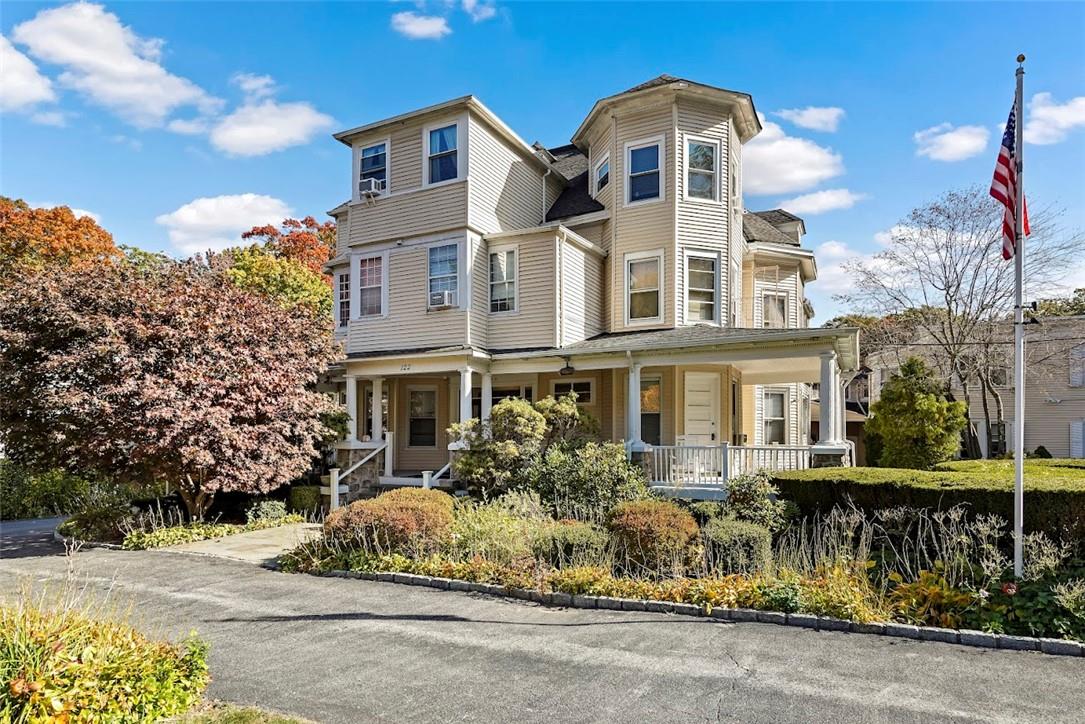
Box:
<box><xmin>334</xmin><ymin>447</ymin><xmax>385</xmax><ymax>504</ymax></box>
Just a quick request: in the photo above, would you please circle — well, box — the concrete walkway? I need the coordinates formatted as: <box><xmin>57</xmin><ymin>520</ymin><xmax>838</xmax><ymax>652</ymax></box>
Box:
<box><xmin>168</xmin><ymin>522</ymin><xmax>322</xmax><ymax>566</ymax></box>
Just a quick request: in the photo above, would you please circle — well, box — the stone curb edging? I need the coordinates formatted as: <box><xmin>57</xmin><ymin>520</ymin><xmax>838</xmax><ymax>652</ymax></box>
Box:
<box><xmin>315</xmin><ymin>568</ymin><xmax>1085</xmax><ymax>658</ymax></box>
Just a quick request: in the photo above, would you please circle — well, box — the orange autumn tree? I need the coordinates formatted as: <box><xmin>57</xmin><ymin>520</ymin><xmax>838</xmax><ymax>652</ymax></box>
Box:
<box><xmin>241</xmin><ymin>216</ymin><xmax>336</xmax><ymax>278</ymax></box>
<box><xmin>0</xmin><ymin>196</ymin><xmax>118</xmax><ymax>279</ymax></box>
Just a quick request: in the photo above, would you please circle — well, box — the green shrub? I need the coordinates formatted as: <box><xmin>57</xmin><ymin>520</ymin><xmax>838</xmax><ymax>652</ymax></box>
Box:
<box><xmin>57</xmin><ymin>501</ymin><xmax>133</xmax><ymax>543</ymax></box>
<box><xmin>1030</xmin><ymin>445</ymin><xmax>1053</xmax><ymax>459</ymax></box>
<box><xmin>703</xmin><ymin>518</ymin><xmax>772</xmax><ymax>574</ymax></box>
<box><xmin>323</xmin><ymin>488</ymin><xmax>454</xmax><ymax>555</ymax></box>
<box><xmin>447</xmin><ymin>495</ymin><xmax>541</xmax><ymax>565</ymax></box>
<box><xmin>529</xmin><ymin>441</ymin><xmax>650</xmax><ymax>521</ymax></box>
<box><xmin>758</xmin><ymin>579</ymin><xmax>802</xmax><ymax>613</ymax></box>
<box><xmin>246</xmin><ymin>499</ymin><xmax>288</xmax><ymax>523</ymax></box>
<box><xmin>687</xmin><ymin>501</ymin><xmax>727</xmax><ymax>525</ymax></box>
<box><xmin>0</xmin><ymin>461</ymin><xmax>92</xmax><ymax>520</ymax></box>
<box><xmin>607</xmin><ymin>499</ymin><xmax>699</xmax><ymax>575</ymax></box>
<box><xmin>725</xmin><ymin>471</ymin><xmax>787</xmax><ymax>531</ymax></box>
<box><xmin>121</xmin><ymin>515</ymin><xmax>305</xmax><ymax>550</ymax></box>
<box><xmin>532</xmin><ymin>520</ymin><xmax>609</xmax><ymax>567</ymax></box>
<box><xmin>288</xmin><ymin>485</ymin><xmax>321</xmax><ymax>515</ymax></box>
<box><xmin>0</xmin><ymin>595</ymin><xmax>209</xmax><ymax>721</ymax></box>
<box><xmin>773</xmin><ymin>460</ymin><xmax>1085</xmax><ymax>542</ymax></box>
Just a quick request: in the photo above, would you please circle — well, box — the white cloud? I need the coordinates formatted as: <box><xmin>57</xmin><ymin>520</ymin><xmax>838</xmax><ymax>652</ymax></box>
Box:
<box><xmin>913</xmin><ymin>123</ymin><xmax>989</xmax><ymax>161</ymax></box>
<box><xmin>743</xmin><ymin>116</ymin><xmax>844</xmax><ymax>195</ymax></box>
<box><xmin>71</xmin><ymin>207</ymin><xmax>101</xmax><ymax>223</ymax></box>
<box><xmin>11</xmin><ymin>2</ymin><xmax>221</xmax><ymax>127</ymax></box>
<box><xmin>31</xmin><ymin>110</ymin><xmax>67</xmax><ymax>126</ymax></box>
<box><xmin>774</xmin><ymin>106</ymin><xmax>845</xmax><ymax>133</ymax></box>
<box><xmin>29</xmin><ymin>201</ymin><xmax>100</xmax><ymax>223</ymax></box>
<box><xmin>167</xmin><ymin>118</ymin><xmax>209</xmax><ymax>135</ymax></box>
<box><xmin>210</xmin><ymin>100</ymin><xmax>334</xmax><ymax>157</ymax></box>
<box><xmin>155</xmin><ymin>193</ymin><xmax>292</xmax><ymax>254</ymax></box>
<box><xmin>462</xmin><ymin>0</ymin><xmax>496</xmax><ymax>22</ymax></box>
<box><xmin>0</xmin><ymin>34</ymin><xmax>56</xmax><ymax>111</ymax></box>
<box><xmin>779</xmin><ymin>188</ymin><xmax>868</xmax><ymax>215</ymax></box>
<box><xmin>1024</xmin><ymin>92</ymin><xmax>1085</xmax><ymax>145</ymax></box>
<box><xmin>391</xmin><ymin>11</ymin><xmax>452</xmax><ymax>39</ymax></box>
<box><xmin>232</xmin><ymin>72</ymin><xmax>277</xmax><ymax>100</ymax></box>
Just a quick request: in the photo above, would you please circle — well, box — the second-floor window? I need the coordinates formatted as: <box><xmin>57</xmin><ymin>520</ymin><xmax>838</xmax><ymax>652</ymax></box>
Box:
<box><xmin>594</xmin><ymin>154</ymin><xmax>610</xmax><ymax>196</ymax></box>
<box><xmin>686</xmin><ymin>138</ymin><xmax>718</xmax><ymax>201</ymax></box>
<box><xmin>358</xmin><ymin>256</ymin><xmax>383</xmax><ymax>316</ymax></box>
<box><xmin>428</xmin><ymin>243</ymin><xmax>458</xmax><ymax>307</ymax></box>
<box><xmin>627</xmin><ymin>252</ymin><xmax>662</xmax><ymax>323</ymax></box>
<box><xmin>762</xmin><ymin>292</ymin><xmax>788</xmax><ymax>328</ymax></box>
<box><xmin>687</xmin><ymin>255</ymin><xmax>717</xmax><ymax>323</ymax></box>
<box><xmin>336</xmin><ymin>272</ymin><xmax>350</xmax><ymax>328</ymax></box>
<box><xmin>626</xmin><ymin>139</ymin><xmax>662</xmax><ymax>204</ymax></box>
<box><xmin>427</xmin><ymin>124</ymin><xmax>458</xmax><ymax>184</ymax></box>
<box><xmin>489</xmin><ymin>246</ymin><xmax>517</xmax><ymax>313</ymax></box>
<box><xmin>360</xmin><ymin>142</ymin><xmax>387</xmax><ymax>193</ymax></box>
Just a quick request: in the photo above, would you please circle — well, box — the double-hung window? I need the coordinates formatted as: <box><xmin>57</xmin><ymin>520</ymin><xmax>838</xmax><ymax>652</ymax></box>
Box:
<box><xmin>336</xmin><ymin>272</ymin><xmax>350</xmax><ymax>328</ymax></box>
<box><xmin>359</xmin><ymin>142</ymin><xmax>387</xmax><ymax>193</ymax></box>
<box><xmin>594</xmin><ymin>154</ymin><xmax>610</xmax><ymax>196</ymax></box>
<box><xmin>763</xmin><ymin>391</ymin><xmax>786</xmax><ymax>444</ymax></box>
<box><xmin>489</xmin><ymin>246</ymin><xmax>517</xmax><ymax>313</ymax></box>
<box><xmin>627</xmin><ymin>252</ymin><xmax>662</xmax><ymax>323</ymax></box>
<box><xmin>687</xmin><ymin>254</ymin><xmax>717</xmax><ymax>323</ymax></box>
<box><xmin>686</xmin><ymin>138</ymin><xmax>717</xmax><ymax>201</ymax></box>
<box><xmin>358</xmin><ymin>256</ymin><xmax>383</xmax><ymax>317</ymax></box>
<box><xmin>626</xmin><ymin>139</ymin><xmax>661</xmax><ymax>204</ymax></box>
<box><xmin>640</xmin><ymin>376</ymin><xmax>662</xmax><ymax>446</ymax></box>
<box><xmin>408</xmin><ymin>388</ymin><xmax>437</xmax><ymax>447</ymax></box>
<box><xmin>427</xmin><ymin>124</ymin><xmax>458</xmax><ymax>184</ymax></box>
<box><xmin>762</xmin><ymin>292</ymin><xmax>788</xmax><ymax>328</ymax></box>
<box><xmin>428</xmin><ymin>243</ymin><xmax>458</xmax><ymax>307</ymax></box>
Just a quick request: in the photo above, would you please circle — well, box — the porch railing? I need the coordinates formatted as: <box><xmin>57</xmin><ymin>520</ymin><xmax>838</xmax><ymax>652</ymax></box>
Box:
<box><xmin>644</xmin><ymin>443</ymin><xmax>812</xmax><ymax>489</ymax></box>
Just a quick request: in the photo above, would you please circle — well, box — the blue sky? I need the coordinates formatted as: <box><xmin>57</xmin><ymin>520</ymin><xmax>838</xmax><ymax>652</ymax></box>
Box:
<box><xmin>2</xmin><ymin>1</ymin><xmax>1084</xmax><ymax>321</ymax></box>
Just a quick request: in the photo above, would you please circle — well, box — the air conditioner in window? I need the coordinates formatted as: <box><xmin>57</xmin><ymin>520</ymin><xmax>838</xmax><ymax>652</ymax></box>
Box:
<box><xmin>429</xmin><ymin>290</ymin><xmax>456</xmax><ymax>309</ymax></box>
<box><xmin>358</xmin><ymin>178</ymin><xmax>383</xmax><ymax>197</ymax></box>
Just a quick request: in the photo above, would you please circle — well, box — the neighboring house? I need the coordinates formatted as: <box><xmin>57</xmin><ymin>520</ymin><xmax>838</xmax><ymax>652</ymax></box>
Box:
<box><xmin>811</xmin><ymin>367</ymin><xmax>871</xmax><ymax>466</ymax></box>
<box><xmin>324</xmin><ymin>75</ymin><xmax>859</xmax><ymax>499</ymax></box>
<box><xmin>867</xmin><ymin>316</ymin><xmax>1085</xmax><ymax>458</ymax></box>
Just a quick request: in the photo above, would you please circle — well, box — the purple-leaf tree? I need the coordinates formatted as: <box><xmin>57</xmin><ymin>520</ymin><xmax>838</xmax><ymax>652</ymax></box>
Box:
<box><xmin>0</xmin><ymin>259</ymin><xmax>341</xmax><ymax>519</ymax></box>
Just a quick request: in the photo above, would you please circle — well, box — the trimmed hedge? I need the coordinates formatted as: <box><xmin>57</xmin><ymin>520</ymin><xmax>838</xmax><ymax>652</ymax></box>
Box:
<box><xmin>773</xmin><ymin>459</ymin><xmax>1085</xmax><ymax>541</ymax></box>
<box><xmin>703</xmin><ymin>518</ymin><xmax>772</xmax><ymax>574</ymax></box>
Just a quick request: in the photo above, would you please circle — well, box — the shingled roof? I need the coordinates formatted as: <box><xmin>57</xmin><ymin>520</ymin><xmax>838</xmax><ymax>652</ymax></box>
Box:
<box><xmin>752</xmin><ymin>209</ymin><xmax>802</xmax><ymax>226</ymax></box>
<box><xmin>544</xmin><ymin>145</ymin><xmax>604</xmax><ymax>221</ymax></box>
<box><xmin>742</xmin><ymin>212</ymin><xmax>799</xmax><ymax>246</ymax></box>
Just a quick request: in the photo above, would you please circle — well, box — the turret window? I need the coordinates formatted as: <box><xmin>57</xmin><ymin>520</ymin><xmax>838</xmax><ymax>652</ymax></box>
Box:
<box><xmin>625</xmin><ymin>136</ymin><xmax>663</xmax><ymax>205</ymax></box>
<box><xmin>685</xmin><ymin>138</ymin><xmax>718</xmax><ymax>201</ymax></box>
<box><xmin>686</xmin><ymin>254</ymin><xmax>718</xmax><ymax>323</ymax></box>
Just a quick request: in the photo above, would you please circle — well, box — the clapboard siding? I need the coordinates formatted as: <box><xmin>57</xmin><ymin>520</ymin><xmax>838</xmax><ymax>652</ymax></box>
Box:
<box><xmin>346</xmin><ymin>182</ymin><xmax>468</xmax><ymax>249</ymax></box>
<box><xmin>468</xmin><ymin>112</ymin><xmax>546</xmax><ymax>233</ymax></box>
<box><xmin>469</xmin><ymin>234</ymin><xmax>488</xmax><ymax>348</ymax></box>
<box><xmin>487</xmin><ymin>231</ymin><xmax>557</xmax><ymax>350</ymax></box>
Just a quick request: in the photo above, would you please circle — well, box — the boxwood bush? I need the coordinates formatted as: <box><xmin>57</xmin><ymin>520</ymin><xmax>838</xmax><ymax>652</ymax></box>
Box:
<box><xmin>288</xmin><ymin>485</ymin><xmax>321</xmax><ymax>515</ymax></box>
<box><xmin>703</xmin><ymin>518</ymin><xmax>772</xmax><ymax>574</ymax></box>
<box><xmin>772</xmin><ymin>459</ymin><xmax>1085</xmax><ymax>541</ymax></box>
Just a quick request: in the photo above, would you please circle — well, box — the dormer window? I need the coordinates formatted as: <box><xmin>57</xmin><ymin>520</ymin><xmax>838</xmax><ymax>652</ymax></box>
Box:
<box><xmin>593</xmin><ymin>154</ymin><xmax>610</xmax><ymax>196</ymax></box>
<box><xmin>359</xmin><ymin>141</ymin><xmax>388</xmax><ymax>194</ymax></box>
<box><xmin>625</xmin><ymin>136</ymin><xmax>663</xmax><ymax>205</ymax></box>
<box><xmin>426</xmin><ymin>123</ymin><xmax>458</xmax><ymax>185</ymax></box>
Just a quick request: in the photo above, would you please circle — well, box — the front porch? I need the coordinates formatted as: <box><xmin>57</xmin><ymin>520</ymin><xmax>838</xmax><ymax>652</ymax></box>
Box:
<box><xmin>329</xmin><ymin>327</ymin><xmax>857</xmax><ymax>504</ymax></box>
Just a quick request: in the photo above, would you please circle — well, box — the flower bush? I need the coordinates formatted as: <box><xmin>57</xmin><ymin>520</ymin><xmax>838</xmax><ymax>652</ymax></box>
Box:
<box><xmin>324</xmin><ymin>488</ymin><xmax>455</xmax><ymax>555</ymax></box>
<box><xmin>0</xmin><ymin>594</ymin><xmax>209</xmax><ymax>721</ymax></box>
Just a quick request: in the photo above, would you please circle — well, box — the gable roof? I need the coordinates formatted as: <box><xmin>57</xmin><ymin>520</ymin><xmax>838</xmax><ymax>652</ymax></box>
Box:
<box><xmin>742</xmin><ymin>212</ymin><xmax>798</xmax><ymax>246</ymax></box>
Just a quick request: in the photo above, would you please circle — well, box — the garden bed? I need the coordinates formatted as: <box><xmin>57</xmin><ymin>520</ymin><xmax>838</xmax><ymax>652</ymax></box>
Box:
<box><xmin>773</xmin><ymin>459</ymin><xmax>1085</xmax><ymax>540</ymax></box>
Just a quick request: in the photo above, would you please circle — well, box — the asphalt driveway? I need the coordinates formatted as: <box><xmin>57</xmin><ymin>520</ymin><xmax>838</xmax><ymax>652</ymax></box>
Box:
<box><xmin>1</xmin><ymin>520</ymin><xmax>1082</xmax><ymax>723</ymax></box>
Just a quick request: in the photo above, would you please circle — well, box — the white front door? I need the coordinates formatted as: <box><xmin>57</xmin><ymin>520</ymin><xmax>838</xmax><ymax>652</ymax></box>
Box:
<box><xmin>684</xmin><ymin>372</ymin><xmax>720</xmax><ymax>445</ymax></box>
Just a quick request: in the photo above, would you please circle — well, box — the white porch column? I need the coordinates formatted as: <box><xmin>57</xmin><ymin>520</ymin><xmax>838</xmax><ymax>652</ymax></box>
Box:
<box><xmin>370</xmin><ymin>376</ymin><xmax>383</xmax><ymax>442</ymax></box>
<box><xmin>818</xmin><ymin>351</ymin><xmax>839</xmax><ymax>443</ymax></box>
<box><xmin>480</xmin><ymin>372</ymin><xmax>493</xmax><ymax>422</ymax></box>
<box><xmin>459</xmin><ymin>367</ymin><xmax>474</xmax><ymax>426</ymax></box>
<box><xmin>627</xmin><ymin>362</ymin><xmax>643</xmax><ymax>449</ymax></box>
<box><xmin>344</xmin><ymin>374</ymin><xmax>359</xmax><ymax>443</ymax></box>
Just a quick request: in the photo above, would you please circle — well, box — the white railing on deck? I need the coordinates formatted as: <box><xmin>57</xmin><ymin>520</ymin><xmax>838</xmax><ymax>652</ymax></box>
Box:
<box><xmin>645</xmin><ymin>443</ymin><xmax>812</xmax><ymax>487</ymax></box>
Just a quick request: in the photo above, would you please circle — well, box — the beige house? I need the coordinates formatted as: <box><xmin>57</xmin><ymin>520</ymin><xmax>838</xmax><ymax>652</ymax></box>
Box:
<box><xmin>324</xmin><ymin>75</ymin><xmax>859</xmax><ymax>499</ymax></box>
<box><xmin>867</xmin><ymin>316</ymin><xmax>1085</xmax><ymax>458</ymax></box>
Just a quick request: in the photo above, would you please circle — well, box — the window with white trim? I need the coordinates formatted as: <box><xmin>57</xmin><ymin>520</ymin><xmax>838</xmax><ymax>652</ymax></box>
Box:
<box><xmin>627</xmin><ymin>252</ymin><xmax>662</xmax><ymax>323</ymax></box>
<box><xmin>687</xmin><ymin>255</ymin><xmax>717</xmax><ymax>323</ymax></box>
<box><xmin>552</xmin><ymin>380</ymin><xmax>593</xmax><ymax>405</ymax></box>
<box><xmin>408</xmin><ymin>388</ymin><xmax>438</xmax><ymax>447</ymax></box>
<box><xmin>763</xmin><ymin>390</ymin><xmax>787</xmax><ymax>444</ymax></box>
<box><xmin>626</xmin><ymin>140</ymin><xmax>661</xmax><ymax>203</ymax></box>
<box><xmin>640</xmin><ymin>376</ymin><xmax>662</xmax><ymax>446</ymax></box>
<box><xmin>427</xmin><ymin>124</ymin><xmax>458</xmax><ymax>184</ymax></box>
<box><xmin>594</xmin><ymin>154</ymin><xmax>610</xmax><ymax>195</ymax></box>
<box><xmin>762</xmin><ymin>292</ymin><xmax>788</xmax><ymax>328</ymax></box>
<box><xmin>686</xmin><ymin>138</ymin><xmax>718</xmax><ymax>201</ymax></box>
<box><xmin>428</xmin><ymin>243</ymin><xmax>458</xmax><ymax>307</ymax></box>
<box><xmin>359</xmin><ymin>141</ymin><xmax>387</xmax><ymax>192</ymax></box>
<box><xmin>489</xmin><ymin>247</ymin><xmax>517</xmax><ymax>313</ymax></box>
<box><xmin>358</xmin><ymin>256</ymin><xmax>383</xmax><ymax>317</ymax></box>
<box><xmin>336</xmin><ymin>272</ymin><xmax>350</xmax><ymax>328</ymax></box>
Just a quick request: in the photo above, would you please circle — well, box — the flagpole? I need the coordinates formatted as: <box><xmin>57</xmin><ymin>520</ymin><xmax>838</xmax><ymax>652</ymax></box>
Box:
<box><xmin>1012</xmin><ymin>54</ymin><xmax>1026</xmax><ymax>578</ymax></box>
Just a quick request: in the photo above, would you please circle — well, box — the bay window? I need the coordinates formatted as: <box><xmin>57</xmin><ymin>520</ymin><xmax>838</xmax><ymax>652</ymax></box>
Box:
<box><xmin>687</xmin><ymin>254</ymin><xmax>718</xmax><ymax>323</ymax></box>
<box><xmin>626</xmin><ymin>138</ymin><xmax>662</xmax><ymax>204</ymax></box>
<box><xmin>626</xmin><ymin>251</ymin><xmax>662</xmax><ymax>323</ymax></box>
<box><xmin>686</xmin><ymin>138</ymin><xmax>718</xmax><ymax>201</ymax></box>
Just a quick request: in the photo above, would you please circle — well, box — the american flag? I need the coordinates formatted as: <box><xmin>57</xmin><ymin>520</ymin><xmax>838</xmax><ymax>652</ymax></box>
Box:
<box><xmin>990</xmin><ymin>104</ymin><xmax>1030</xmax><ymax>260</ymax></box>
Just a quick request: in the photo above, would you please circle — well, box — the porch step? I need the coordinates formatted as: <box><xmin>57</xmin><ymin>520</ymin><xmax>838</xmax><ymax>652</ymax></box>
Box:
<box><xmin>649</xmin><ymin>483</ymin><xmax>729</xmax><ymax>502</ymax></box>
<box><xmin>378</xmin><ymin>475</ymin><xmax>456</xmax><ymax>490</ymax></box>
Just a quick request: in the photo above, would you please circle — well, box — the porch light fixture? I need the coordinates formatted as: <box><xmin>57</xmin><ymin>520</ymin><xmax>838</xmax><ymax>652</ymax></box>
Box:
<box><xmin>559</xmin><ymin>358</ymin><xmax>575</xmax><ymax>376</ymax></box>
